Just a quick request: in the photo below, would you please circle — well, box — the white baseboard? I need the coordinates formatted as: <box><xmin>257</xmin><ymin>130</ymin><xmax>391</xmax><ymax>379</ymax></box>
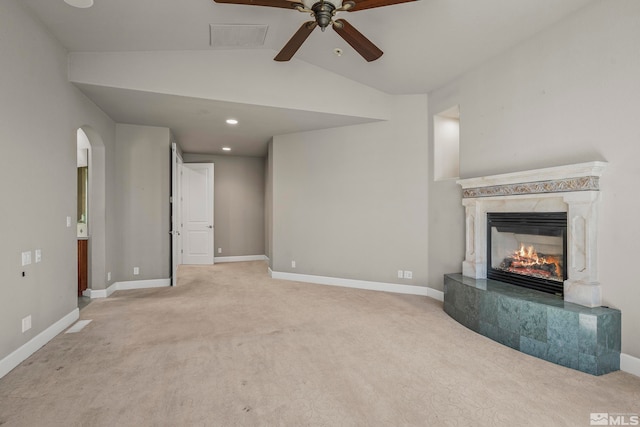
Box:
<box><xmin>621</xmin><ymin>353</ymin><xmax>640</xmax><ymax>377</ymax></box>
<box><xmin>116</xmin><ymin>278</ymin><xmax>171</xmax><ymax>291</ymax></box>
<box><xmin>270</xmin><ymin>270</ymin><xmax>444</xmax><ymax>302</ymax></box>
<box><xmin>85</xmin><ymin>278</ymin><xmax>170</xmax><ymax>298</ymax></box>
<box><xmin>215</xmin><ymin>255</ymin><xmax>267</xmax><ymax>263</ymax></box>
<box><xmin>0</xmin><ymin>308</ymin><xmax>79</xmax><ymax>379</ymax></box>
<box><xmin>83</xmin><ymin>282</ymin><xmax>116</xmax><ymax>299</ymax></box>
<box><xmin>426</xmin><ymin>287</ymin><xmax>445</xmax><ymax>301</ymax></box>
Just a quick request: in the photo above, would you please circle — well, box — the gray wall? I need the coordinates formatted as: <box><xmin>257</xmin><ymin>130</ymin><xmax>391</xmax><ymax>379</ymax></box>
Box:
<box><xmin>265</xmin><ymin>141</ymin><xmax>274</xmax><ymax>265</ymax></box>
<box><xmin>428</xmin><ymin>0</ymin><xmax>640</xmax><ymax>358</ymax></box>
<box><xmin>426</xmin><ymin>177</ymin><xmax>464</xmax><ymax>291</ymax></box>
<box><xmin>271</xmin><ymin>95</ymin><xmax>429</xmax><ymax>285</ymax></box>
<box><xmin>115</xmin><ymin>124</ymin><xmax>171</xmax><ymax>281</ymax></box>
<box><xmin>183</xmin><ymin>154</ymin><xmax>265</xmax><ymax>258</ymax></box>
<box><xmin>0</xmin><ymin>0</ymin><xmax>116</xmax><ymax>360</ymax></box>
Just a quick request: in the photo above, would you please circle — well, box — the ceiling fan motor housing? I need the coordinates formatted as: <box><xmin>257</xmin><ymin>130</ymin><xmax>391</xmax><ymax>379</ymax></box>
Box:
<box><xmin>312</xmin><ymin>2</ymin><xmax>336</xmax><ymax>31</ymax></box>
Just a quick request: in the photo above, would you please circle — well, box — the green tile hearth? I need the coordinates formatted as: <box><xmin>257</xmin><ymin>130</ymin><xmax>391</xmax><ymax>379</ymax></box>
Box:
<box><xmin>443</xmin><ymin>274</ymin><xmax>620</xmax><ymax>375</ymax></box>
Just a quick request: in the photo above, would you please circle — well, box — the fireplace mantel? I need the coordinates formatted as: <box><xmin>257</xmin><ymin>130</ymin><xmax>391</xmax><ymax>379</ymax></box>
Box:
<box><xmin>457</xmin><ymin>161</ymin><xmax>608</xmax><ymax>307</ymax></box>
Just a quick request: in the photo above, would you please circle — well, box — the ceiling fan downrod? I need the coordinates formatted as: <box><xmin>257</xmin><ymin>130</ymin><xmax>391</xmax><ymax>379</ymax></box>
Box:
<box><xmin>312</xmin><ymin>2</ymin><xmax>335</xmax><ymax>31</ymax></box>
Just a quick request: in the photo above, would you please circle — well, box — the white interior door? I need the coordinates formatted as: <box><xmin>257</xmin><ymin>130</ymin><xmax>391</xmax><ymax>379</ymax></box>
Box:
<box><xmin>170</xmin><ymin>143</ymin><xmax>184</xmax><ymax>285</ymax></box>
<box><xmin>182</xmin><ymin>163</ymin><xmax>214</xmax><ymax>265</ymax></box>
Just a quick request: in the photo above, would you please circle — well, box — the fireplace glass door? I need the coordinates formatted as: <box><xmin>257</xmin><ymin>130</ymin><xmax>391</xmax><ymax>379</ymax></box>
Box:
<box><xmin>487</xmin><ymin>212</ymin><xmax>567</xmax><ymax>296</ymax></box>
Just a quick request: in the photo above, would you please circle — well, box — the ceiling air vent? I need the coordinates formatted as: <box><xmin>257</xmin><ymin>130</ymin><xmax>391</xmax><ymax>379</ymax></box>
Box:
<box><xmin>210</xmin><ymin>24</ymin><xmax>268</xmax><ymax>48</ymax></box>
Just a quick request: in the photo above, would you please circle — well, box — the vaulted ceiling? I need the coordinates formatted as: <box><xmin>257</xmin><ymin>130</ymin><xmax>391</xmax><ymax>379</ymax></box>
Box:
<box><xmin>24</xmin><ymin>0</ymin><xmax>596</xmax><ymax>156</ymax></box>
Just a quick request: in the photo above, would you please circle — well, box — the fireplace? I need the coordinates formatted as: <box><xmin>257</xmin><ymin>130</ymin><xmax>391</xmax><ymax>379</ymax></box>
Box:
<box><xmin>443</xmin><ymin>162</ymin><xmax>622</xmax><ymax>375</ymax></box>
<box><xmin>444</xmin><ymin>162</ymin><xmax>621</xmax><ymax>376</ymax></box>
<box><xmin>456</xmin><ymin>161</ymin><xmax>607</xmax><ymax>307</ymax></box>
<box><xmin>487</xmin><ymin>212</ymin><xmax>567</xmax><ymax>296</ymax></box>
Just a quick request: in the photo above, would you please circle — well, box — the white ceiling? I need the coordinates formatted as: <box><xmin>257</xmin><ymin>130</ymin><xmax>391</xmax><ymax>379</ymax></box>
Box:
<box><xmin>23</xmin><ymin>0</ymin><xmax>596</xmax><ymax>156</ymax></box>
<box><xmin>76</xmin><ymin>83</ymin><xmax>380</xmax><ymax>156</ymax></box>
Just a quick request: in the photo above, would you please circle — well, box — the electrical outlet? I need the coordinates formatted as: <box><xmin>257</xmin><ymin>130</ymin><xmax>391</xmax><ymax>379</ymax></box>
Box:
<box><xmin>291</xmin><ymin>260</ymin><xmax>296</xmax><ymax>268</ymax></box>
<box><xmin>398</xmin><ymin>270</ymin><xmax>404</xmax><ymax>279</ymax></box>
<box><xmin>218</xmin><ymin>248</ymin><xmax>222</xmax><ymax>254</ymax></box>
<box><xmin>107</xmin><ymin>272</ymin><xmax>111</xmax><ymax>281</ymax></box>
<box><xmin>66</xmin><ymin>216</ymin><xmax>72</xmax><ymax>227</ymax></box>
<box><xmin>133</xmin><ymin>267</ymin><xmax>139</xmax><ymax>275</ymax></box>
<box><xmin>22</xmin><ymin>315</ymin><xmax>32</xmax><ymax>333</ymax></box>
<box><xmin>403</xmin><ymin>270</ymin><xmax>413</xmax><ymax>279</ymax></box>
<box><xmin>35</xmin><ymin>249</ymin><xmax>42</xmax><ymax>263</ymax></box>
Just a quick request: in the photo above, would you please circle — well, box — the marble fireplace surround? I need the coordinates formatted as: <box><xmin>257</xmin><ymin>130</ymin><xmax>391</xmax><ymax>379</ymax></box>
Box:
<box><xmin>447</xmin><ymin>162</ymin><xmax>621</xmax><ymax>375</ymax></box>
<box><xmin>456</xmin><ymin>161</ymin><xmax>608</xmax><ymax>308</ymax></box>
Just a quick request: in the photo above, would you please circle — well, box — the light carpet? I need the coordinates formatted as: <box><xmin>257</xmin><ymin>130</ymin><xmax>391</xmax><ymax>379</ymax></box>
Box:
<box><xmin>0</xmin><ymin>261</ymin><xmax>638</xmax><ymax>426</ymax></box>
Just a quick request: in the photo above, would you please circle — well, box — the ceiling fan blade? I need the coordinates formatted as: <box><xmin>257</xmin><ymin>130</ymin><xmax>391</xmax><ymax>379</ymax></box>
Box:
<box><xmin>213</xmin><ymin>0</ymin><xmax>296</xmax><ymax>9</ymax></box>
<box><xmin>332</xmin><ymin>19</ymin><xmax>383</xmax><ymax>62</ymax></box>
<box><xmin>274</xmin><ymin>21</ymin><xmax>317</xmax><ymax>62</ymax></box>
<box><xmin>348</xmin><ymin>0</ymin><xmax>417</xmax><ymax>11</ymax></box>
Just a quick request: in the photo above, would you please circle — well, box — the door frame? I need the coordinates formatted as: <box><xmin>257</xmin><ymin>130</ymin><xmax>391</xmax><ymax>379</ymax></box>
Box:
<box><xmin>170</xmin><ymin>143</ymin><xmax>184</xmax><ymax>286</ymax></box>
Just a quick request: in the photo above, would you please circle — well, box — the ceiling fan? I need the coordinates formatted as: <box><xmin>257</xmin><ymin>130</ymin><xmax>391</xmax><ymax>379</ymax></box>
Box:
<box><xmin>212</xmin><ymin>0</ymin><xmax>417</xmax><ymax>62</ymax></box>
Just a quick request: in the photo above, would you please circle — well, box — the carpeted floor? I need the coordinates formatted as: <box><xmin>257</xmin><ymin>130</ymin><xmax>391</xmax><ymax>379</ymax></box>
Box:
<box><xmin>0</xmin><ymin>261</ymin><xmax>639</xmax><ymax>426</ymax></box>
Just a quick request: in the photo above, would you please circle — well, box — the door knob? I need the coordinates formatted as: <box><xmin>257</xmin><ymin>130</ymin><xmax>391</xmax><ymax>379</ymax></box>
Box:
<box><xmin>208</xmin><ymin>225</ymin><xmax>213</xmax><ymax>229</ymax></box>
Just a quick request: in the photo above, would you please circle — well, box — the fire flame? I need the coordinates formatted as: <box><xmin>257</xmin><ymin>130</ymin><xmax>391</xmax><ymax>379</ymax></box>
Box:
<box><xmin>516</xmin><ymin>244</ymin><xmax>540</xmax><ymax>264</ymax></box>
<box><xmin>508</xmin><ymin>243</ymin><xmax>563</xmax><ymax>279</ymax></box>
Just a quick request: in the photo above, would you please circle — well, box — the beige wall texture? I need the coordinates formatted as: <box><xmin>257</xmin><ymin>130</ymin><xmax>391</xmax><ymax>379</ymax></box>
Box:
<box><xmin>428</xmin><ymin>0</ymin><xmax>640</xmax><ymax>358</ymax></box>
<box><xmin>0</xmin><ymin>0</ymin><xmax>117</xmax><ymax>361</ymax></box>
<box><xmin>272</xmin><ymin>95</ymin><xmax>429</xmax><ymax>286</ymax></box>
<box><xmin>115</xmin><ymin>124</ymin><xmax>172</xmax><ymax>282</ymax></box>
<box><xmin>183</xmin><ymin>154</ymin><xmax>266</xmax><ymax>258</ymax></box>
<box><xmin>265</xmin><ymin>141</ymin><xmax>274</xmax><ymax>265</ymax></box>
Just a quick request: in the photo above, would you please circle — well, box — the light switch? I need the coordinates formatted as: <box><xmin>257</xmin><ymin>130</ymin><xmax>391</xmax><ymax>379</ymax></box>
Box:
<box><xmin>21</xmin><ymin>251</ymin><xmax>32</xmax><ymax>266</ymax></box>
<box><xmin>35</xmin><ymin>249</ymin><xmax>42</xmax><ymax>263</ymax></box>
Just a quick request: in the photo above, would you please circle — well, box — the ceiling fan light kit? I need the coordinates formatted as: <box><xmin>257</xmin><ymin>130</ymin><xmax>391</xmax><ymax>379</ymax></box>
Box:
<box><xmin>212</xmin><ymin>0</ymin><xmax>416</xmax><ymax>62</ymax></box>
<box><xmin>64</xmin><ymin>0</ymin><xmax>94</xmax><ymax>8</ymax></box>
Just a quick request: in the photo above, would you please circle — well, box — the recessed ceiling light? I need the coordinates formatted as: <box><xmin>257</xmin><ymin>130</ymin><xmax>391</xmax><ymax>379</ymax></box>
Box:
<box><xmin>222</xmin><ymin>147</ymin><xmax>232</xmax><ymax>151</ymax></box>
<box><xmin>226</xmin><ymin>119</ymin><xmax>238</xmax><ymax>125</ymax></box>
<box><xmin>64</xmin><ymin>0</ymin><xmax>94</xmax><ymax>8</ymax></box>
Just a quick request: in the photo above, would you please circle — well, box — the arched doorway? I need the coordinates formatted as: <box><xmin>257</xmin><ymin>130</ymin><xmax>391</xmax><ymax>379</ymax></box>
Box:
<box><xmin>77</xmin><ymin>129</ymin><xmax>90</xmax><ymax>298</ymax></box>
<box><xmin>75</xmin><ymin>126</ymin><xmax>107</xmax><ymax>304</ymax></box>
